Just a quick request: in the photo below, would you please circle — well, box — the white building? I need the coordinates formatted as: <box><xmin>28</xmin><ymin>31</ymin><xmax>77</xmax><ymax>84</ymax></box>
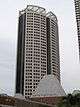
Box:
<box><xmin>16</xmin><ymin>5</ymin><xmax>60</xmax><ymax>98</ymax></box>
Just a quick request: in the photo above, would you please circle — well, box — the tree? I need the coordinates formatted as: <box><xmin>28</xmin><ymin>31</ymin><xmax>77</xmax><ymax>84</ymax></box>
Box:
<box><xmin>57</xmin><ymin>93</ymin><xmax>80</xmax><ymax>107</ymax></box>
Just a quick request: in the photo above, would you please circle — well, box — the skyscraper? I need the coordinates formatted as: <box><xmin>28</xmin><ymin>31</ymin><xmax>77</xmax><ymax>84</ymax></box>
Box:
<box><xmin>74</xmin><ymin>0</ymin><xmax>80</xmax><ymax>58</ymax></box>
<box><xmin>15</xmin><ymin>5</ymin><xmax>60</xmax><ymax>98</ymax></box>
<box><xmin>46</xmin><ymin>12</ymin><xmax>60</xmax><ymax>81</ymax></box>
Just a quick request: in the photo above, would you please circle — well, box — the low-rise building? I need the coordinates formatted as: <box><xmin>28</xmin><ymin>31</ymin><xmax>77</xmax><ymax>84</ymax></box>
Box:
<box><xmin>0</xmin><ymin>94</ymin><xmax>53</xmax><ymax>107</ymax></box>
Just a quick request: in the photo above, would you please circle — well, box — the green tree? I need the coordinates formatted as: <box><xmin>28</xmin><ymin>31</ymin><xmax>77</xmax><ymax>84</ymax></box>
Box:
<box><xmin>57</xmin><ymin>93</ymin><xmax>80</xmax><ymax>107</ymax></box>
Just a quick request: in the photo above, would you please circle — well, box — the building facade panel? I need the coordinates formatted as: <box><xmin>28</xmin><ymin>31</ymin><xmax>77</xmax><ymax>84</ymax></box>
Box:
<box><xmin>46</xmin><ymin>12</ymin><xmax>60</xmax><ymax>81</ymax></box>
<box><xmin>74</xmin><ymin>0</ymin><xmax>80</xmax><ymax>58</ymax></box>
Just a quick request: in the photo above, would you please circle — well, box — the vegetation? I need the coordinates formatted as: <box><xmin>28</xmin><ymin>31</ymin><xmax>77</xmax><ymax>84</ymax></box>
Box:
<box><xmin>58</xmin><ymin>93</ymin><xmax>80</xmax><ymax>107</ymax></box>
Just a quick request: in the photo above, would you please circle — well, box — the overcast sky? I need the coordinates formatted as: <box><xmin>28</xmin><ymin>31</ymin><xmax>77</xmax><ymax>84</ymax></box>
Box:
<box><xmin>0</xmin><ymin>0</ymin><xmax>80</xmax><ymax>96</ymax></box>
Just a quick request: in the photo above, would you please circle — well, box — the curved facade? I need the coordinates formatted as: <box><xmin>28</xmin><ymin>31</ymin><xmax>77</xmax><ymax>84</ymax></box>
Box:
<box><xmin>24</xmin><ymin>6</ymin><xmax>47</xmax><ymax>97</ymax></box>
<box><xmin>16</xmin><ymin>5</ymin><xmax>60</xmax><ymax>98</ymax></box>
<box><xmin>46</xmin><ymin>12</ymin><xmax>60</xmax><ymax>81</ymax></box>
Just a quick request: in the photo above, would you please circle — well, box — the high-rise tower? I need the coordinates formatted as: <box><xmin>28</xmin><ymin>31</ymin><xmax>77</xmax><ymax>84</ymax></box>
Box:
<box><xmin>74</xmin><ymin>0</ymin><xmax>80</xmax><ymax>58</ymax></box>
<box><xmin>46</xmin><ymin>12</ymin><xmax>60</xmax><ymax>81</ymax></box>
<box><xmin>16</xmin><ymin>5</ymin><xmax>60</xmax><ymax>98</ymax></box>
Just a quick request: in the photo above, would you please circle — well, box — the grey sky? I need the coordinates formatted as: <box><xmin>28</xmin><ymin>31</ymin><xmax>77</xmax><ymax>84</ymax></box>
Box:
<box><xmin>0</xmin><ymin>0</ymin><xmax>80</xmax><ymax>96</ymax></box>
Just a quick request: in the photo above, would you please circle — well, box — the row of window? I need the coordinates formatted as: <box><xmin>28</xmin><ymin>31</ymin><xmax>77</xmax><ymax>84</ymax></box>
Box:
<box><xmin>25</xmin><ymin>50</ymin><xmax>46</xmax><ymax>54</ymax></box>
<box><xmin>25</xmin><ymin>85</ymin><xmax>37</xmax><ymax>89</ymax></box>
<box><xmin>25</xmin><ymin>71</ymin><xmax>40</xmax><ymax>74</ymax></box>
<box><xmin>25</xmin><ymin>67</ymin><xmax>46</xmax><ymax>71</ymax></box>
<box><xmin>25</xmin><ymin>63</ymin><xmax>46</xmax><ymax>67</ymax></box>
<box><xmin>25</xmin><ymin>55</ymin><xmax>46</xmax><ymax>59</ymax></box>
<box><xmin>26</xmin><ymin>24</ymin><xmax>45</xmax><ymax>28</ymax></box>
<box><xmin>27</xmin><ymin>15</ymin><xmax>45</xmax><ymax>19</ymax></box>
<box><xmin>25</xmin><ymin>38</ymin><xmax>46</xmax><ymax>42</ymax></box>
<box><xmin>26</xmin><ymin>22</ymin><xmax>46</xmax><ymax>26</ymax></box>
<box><xmin>25</xmin><ymin>93</ymin><xmax>32</xmax><ymax>95</ymax></box>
